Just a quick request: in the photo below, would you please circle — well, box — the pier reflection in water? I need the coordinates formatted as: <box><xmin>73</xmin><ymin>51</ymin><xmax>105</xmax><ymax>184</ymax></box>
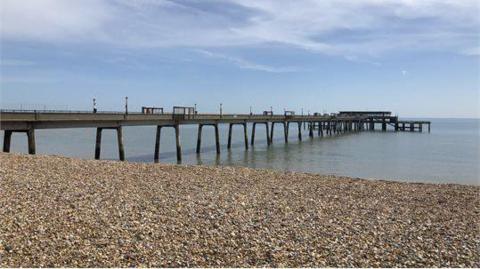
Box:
<box><xmin>1</xmin><ymin>119</ymin><xmax>478</xmax><ymax>185</ymax></box>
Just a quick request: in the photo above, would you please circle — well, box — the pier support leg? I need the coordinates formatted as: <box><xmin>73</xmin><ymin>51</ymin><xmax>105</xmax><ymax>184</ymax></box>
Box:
<box><xmin>154</xmin><ymin>126</ymin><xmax>162</xmax><ymax>162</ymax></box>
<box><xmin>227</xmin><ymin>124</ymin><xmax>233</xmax><ymax>149</ymax></box>
<box><xmin>410</xmin><ymin>123</ymin><xmax>414</xmax><ymax>132</ymax></box>
<box><xmin>243</xmin><ymin>123</ymin><xmax>249</xmax><ymax>150</ymax></box>
<box><xmin>214</xmin><ymin>124</ymin><xmax>221</xmax><ymax>154</ymax></box>
<box><xmin>284</xmin><ymin>122</ymin><xmax>289</xmax><ymax>143</ymax></box>
<box><xmin>251</xmin><ymin>122</ymin><xmax>270</xmax><ymax>146</ymax></box>
<box><xmin>95</xmin><ymin>128</ymin><xmax>102</xmax><ymax>160</ymax></box>
<box><xmin>2</xmin><ymin>129</ymin><xmax>36</xmax><ymax>155</ymax></box>
<box><xmin>116</xmin><ymin>127</ymin><xmax>125</xmax><ymax>161</ymax></box>
<box><xmin>251</xmin><ymin>123</ymin><xmax>256</xmax><ymax>146</ymax></box>
<box><xmin>228</xmin><ymin>123</ymin><xmax>248</xmax><ymax>150</ymax></box>
<box><xmin>428</xmin><ymin>123</ymin><xmax>431</xmax><ymax>133</ymax></box>
<box><xmin>309</xmin><ymin>122</ymin><xmax>314</xmax><ymax>138</ymax></box>
<box><xmin>370</xmin><ymin>121</ymin><xmax>375</xmax><ymax>131</ymax></box>
<box><xmin>395</xmin><ymin>123</ymin><xmax>399</xmax><ymax>131</ymax></box>
<box><xmin>26</xmin><ymin>129</ymin><xmax>35</xmax><ymax>155</ymax></box>
<box><xmin>270</xmin><ymin>122</ymin><xmax>275</xmax><ymax>144</ymax></box>
<box><xmin>382</xmin><ymin>121</ymin><xmax>387</xmax><ymax>132</ymax></box>
<box><xmin>196</xmin><ymin>124</ymin><xmax>203</xmax><ymax>153</ymax></box>
<box><xmin>297</xmin><ymin>122</ymin><xmax>302</xmax><ymax>141</ymax></box>
<box><xmin>265</xmin><ymin>123</ymin><xmax>271</xmax><ymax>146</ymax></box>
<box><xmin>175</xmin><ymin>124</ymin><xmax>182</xmax><ymax>162</ymax></box>
<box><xmin>3</xmin><ymin>130</ymin><xmax>12</xmax><ymax>153</ymax></box>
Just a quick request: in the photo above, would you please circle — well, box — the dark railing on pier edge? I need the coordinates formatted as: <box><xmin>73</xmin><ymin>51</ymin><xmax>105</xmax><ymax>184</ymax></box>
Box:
<box><xmin>0</xmin><ymin>109</ymin><xmax>431</xmax><ymax>163</ymax></box>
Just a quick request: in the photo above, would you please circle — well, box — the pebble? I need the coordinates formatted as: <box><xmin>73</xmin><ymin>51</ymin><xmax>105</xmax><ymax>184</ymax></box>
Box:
<box><xmin>0</xmin><ymin>153</ymin><xmax>478</xmax><ymax>267</ymax></box>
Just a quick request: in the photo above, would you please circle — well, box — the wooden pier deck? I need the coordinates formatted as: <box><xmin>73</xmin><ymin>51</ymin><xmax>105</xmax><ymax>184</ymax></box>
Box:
<box><xmin>0</xmin><ymin>110</ymin><xmax>431</xmax><ymax>162</ymax></box>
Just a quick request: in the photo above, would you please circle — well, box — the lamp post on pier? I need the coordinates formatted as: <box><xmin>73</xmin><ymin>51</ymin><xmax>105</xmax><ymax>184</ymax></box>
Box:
<box><xmin>125</xmin><ymin>96</ymin><xmax>129</xmax><ymax>114</ymax></box>
<box><xmin>93</xmin><ymin>98</ymin><xmax>97</xmax><ymax>113</ymax></box>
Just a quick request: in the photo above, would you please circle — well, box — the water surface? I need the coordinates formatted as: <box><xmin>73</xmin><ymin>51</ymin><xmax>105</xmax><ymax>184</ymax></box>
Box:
<box><xmin>2</xmin><ymin>118</ymin><xmax>479</xmax><ymax>185</ymax></box>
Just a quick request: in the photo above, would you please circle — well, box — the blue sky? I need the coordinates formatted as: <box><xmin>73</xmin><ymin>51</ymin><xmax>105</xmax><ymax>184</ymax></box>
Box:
<box><xmin>1</xmin><ymin>0</ymin><xmax>479</xmax><ymax>118</ymax></box>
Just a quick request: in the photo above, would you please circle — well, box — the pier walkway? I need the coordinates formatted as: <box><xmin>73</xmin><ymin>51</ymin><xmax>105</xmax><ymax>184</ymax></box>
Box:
<box><xmin>0</xmin><ymin>109</ymin><xmax>430</xmax><ymax>162</ymax></box>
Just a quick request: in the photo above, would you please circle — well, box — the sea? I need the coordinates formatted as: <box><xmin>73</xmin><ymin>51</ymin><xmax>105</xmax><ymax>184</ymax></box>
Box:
<box><xmin>2</xmin><ymin>118</ymin><xmax>479</xmax><ymax>185</ymax></box>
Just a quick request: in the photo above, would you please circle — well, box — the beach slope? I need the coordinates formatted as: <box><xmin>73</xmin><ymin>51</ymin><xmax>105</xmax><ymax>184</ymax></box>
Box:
<box><xmin>0</xmin><ymin>153</ymin><xmax>478</xmax><ymax>267</ymax></box>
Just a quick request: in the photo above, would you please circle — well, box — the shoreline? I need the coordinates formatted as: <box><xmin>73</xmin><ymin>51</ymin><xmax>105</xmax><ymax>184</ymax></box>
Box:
<box><xmin>1</xmin><ymin>153</ymin><xmax>479</xmax><ymax>267</ymax></box>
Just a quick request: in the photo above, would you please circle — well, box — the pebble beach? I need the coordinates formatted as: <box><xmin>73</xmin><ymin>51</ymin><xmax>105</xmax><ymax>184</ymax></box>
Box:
<box><xmin>0</xmin><ymin>153</ymin><xmax>479</xmax><ymax>267</ymax></box>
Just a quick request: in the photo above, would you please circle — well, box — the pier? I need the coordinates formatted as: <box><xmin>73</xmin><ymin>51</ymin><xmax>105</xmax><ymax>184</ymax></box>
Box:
<box><xmin>0</xmin><ymin>109</ymin><xmax>430</xmax><ymax>162</ymax></box>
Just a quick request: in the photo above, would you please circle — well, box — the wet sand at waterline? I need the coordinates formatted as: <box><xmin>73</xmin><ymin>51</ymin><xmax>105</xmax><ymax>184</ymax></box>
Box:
<box><xmin>0</xmin><ymin>153</ymin><xmax>478</xmax><ymax>267</ymax></box>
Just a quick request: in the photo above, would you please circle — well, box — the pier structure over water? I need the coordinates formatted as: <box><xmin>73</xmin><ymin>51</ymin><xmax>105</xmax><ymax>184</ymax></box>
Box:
<box><xmin>0</xmin><ymin>109</ymin><xmax>431</xmax><ymax>162</ymax></box>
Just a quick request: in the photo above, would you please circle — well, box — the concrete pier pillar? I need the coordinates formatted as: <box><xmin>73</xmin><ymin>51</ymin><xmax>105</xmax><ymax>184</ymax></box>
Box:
<box><xmin>2</xmin><ymin>129</ymin><xmax>36</xmax><ymax>155</ymax></box>
<box><xmin>410</xmin><ymin>123</ymin><xmax>414</xmax><ymax>132</ymax></box>
<box><xmin>382</xmin><ymin>121</ymin><xmax>387</xmax><ymax>132</ymax></box>
<box><xmin>265</xmin><ymin>123</ymin><xmax>271</xmax><ymax>146</ymax></box>
<box><xmin>395</xmin><ymin>123</ymin><xmax>399</xmax><ymax>131</ymax></box>
<box><xmin>370</xmin><ymin>121</ymin><xmax>375</xmax><ymax>131</ymax></box>
<box><xmin>243</xmin><ymin>123</ymin><xmax>249</xmax><ymax>150</ymax></box>
<box><xmin>116</xmin><ymin>127</ymin><xmax>125</xmax><ymax>161</ymax></box>
<box><xmin>227</xmin><ymin>124</ymin><xmax>233</xmax><ymax>149</ymax></box>
<box><xmin>175</xmin><ymin>124</ymin><xmax>182</xmax><ymax>162</ymax></box>
<box><xmin>318</xmin><ymin>122</ymin><xmax>323</xmax><ymax>137</ymax></box>
<box><xmin>228</xmin><ymin>123</ymin><xmax>249</xmax><ymax>150</ymax></box>
<box><xmin>251</xmin><ymin>123</ymin><xmax>256</xmax><ymax>146</ymax></box>
<box><xmin>284</xmin><ymin>122</ymin><xmax>289</xmax><ymax>143</ymax></box>
<box><xmin>309</xmin><ymin>122</ymin><xmax>314</xmax><ymax>138</ymax></box>
<box><xmin>251</xmin><ymin>122</ymin><xmax>270</xmax><ymax>146</ymax></box>
<box><xmin>196</xmin><ymin>124</ymin><xmax>220</xmax><ymax>154</ymax></box>
<box><xmin>297</xmin><ymin>122</ymin><xmax>302</xmax><ymax>141</ymax></box>
<box><xmin>94</xmin><ymin>127</ymin><xmax>102</xmax><ymax>160</ymax></box>
<box><xmin>196</xmin><ymin>124</ymin><xmax>203</xmax><ymax>153</ymax></box>
<box><xmin>214</xmin><ymin>124</ymin><xmax>221</xmax><ymax>154</ymax></box>
<box><xmin>3</xmin><ymin>130</ymin><xmax>12</xmax><ymax>153</ymax></box>
<box><xmin>154</xmin><ymin>126</ymin><xmax>162</xmax><ymax>162</ymax></box>
<box><xmin>270</xmin><ymin>122</ymin><xmax>275</xmax><ymax>144</ymax></box>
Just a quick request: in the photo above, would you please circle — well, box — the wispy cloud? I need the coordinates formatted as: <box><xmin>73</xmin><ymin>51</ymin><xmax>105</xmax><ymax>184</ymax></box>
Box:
<box><xmin>1</xmin><ymin>59</ymin><xmax>36</xmax><ymax>67</ymax></box>
<box><xmin>196</xmin><ymin>50</ymin><xmax>300</xmax><ymax>73</ymax></box>
<box><xmin>461</xmin><ymin>47</ymin><xmax>480</xmax><ymax>56</ymax></box>
<box><xmin>1</xmin><ymin>0</ymin><xmax>479</xmax><ymax>58</ymax></box>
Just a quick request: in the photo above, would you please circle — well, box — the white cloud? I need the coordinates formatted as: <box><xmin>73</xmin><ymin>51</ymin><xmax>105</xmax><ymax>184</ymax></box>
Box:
<box><xmin>461</xmin><ymin>47</ymin><xmax>480</xmax><ymax>56</ymax></box>
<box><xmin>196</xmin><ymin>49</ymin><xmax>299</xmax><ymax>73</ymax></box>
<box><xmin>1</xmin><ymin>59</ymin><xmax>36</xmax><ymax>66</ymax></box>
<box><xmin>1</xmin><ymin>0</ymin><xmax>478</xmax><ymax>58</ymax></box>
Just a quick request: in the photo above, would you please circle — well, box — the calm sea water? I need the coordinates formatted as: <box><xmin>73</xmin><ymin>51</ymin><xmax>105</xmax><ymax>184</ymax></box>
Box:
<box><xmin>2</xmin><ymin>118</ymin><xmax>479</xmax><ymax>185</ymax></box>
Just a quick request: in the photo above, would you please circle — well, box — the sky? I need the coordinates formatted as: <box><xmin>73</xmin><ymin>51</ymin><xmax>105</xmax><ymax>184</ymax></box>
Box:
<box><xmin>1</xmin><ymin>0</ymin><xmax>479</xmax><ymax>118</ymax></box>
